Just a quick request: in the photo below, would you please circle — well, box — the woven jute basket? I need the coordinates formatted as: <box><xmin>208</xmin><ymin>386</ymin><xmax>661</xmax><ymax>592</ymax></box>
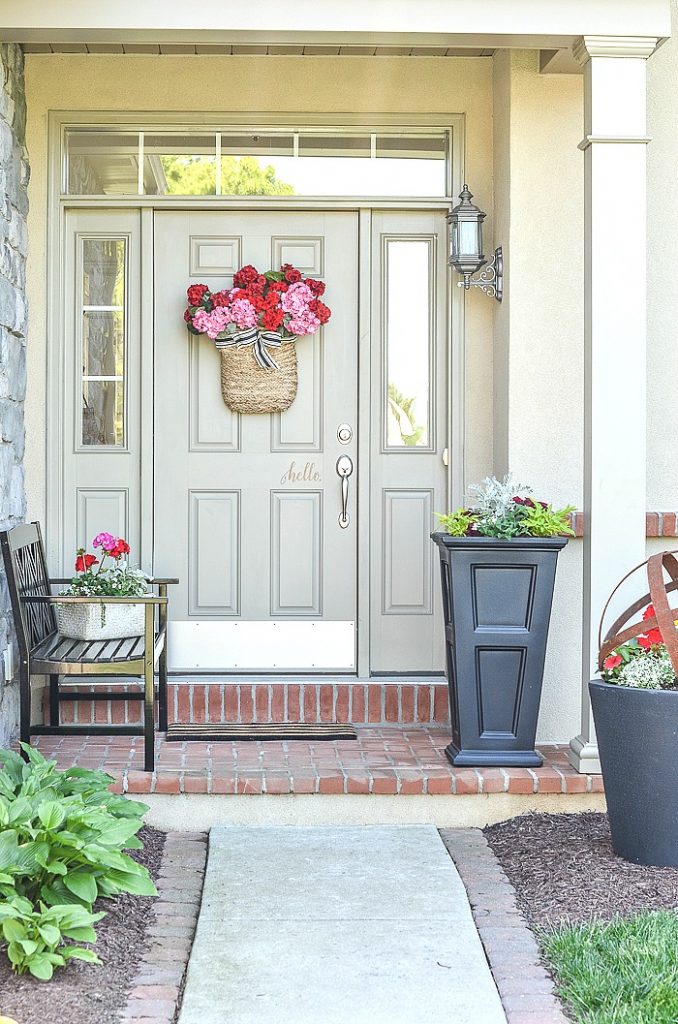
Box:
<box><xmin>219</xmin><ymin>341</ymin><xmax>298</xmax><ymax>415</ymax></box>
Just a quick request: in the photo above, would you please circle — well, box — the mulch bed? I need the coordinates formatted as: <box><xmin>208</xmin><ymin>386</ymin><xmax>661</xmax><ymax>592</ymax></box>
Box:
<box><xmin>0</xmin><ymin>824</ymin><xmax>165</xmax><ymax>1024</ymax></box>
<box><xmin>485</xmin><ymin>812</ymin><xmax>678</xmax><ymax>929</ymax></box>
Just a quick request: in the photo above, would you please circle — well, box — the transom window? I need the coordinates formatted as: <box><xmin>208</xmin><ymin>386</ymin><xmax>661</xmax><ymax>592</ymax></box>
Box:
<box><xmin>64</xmin><ymin>128</ymin><xmax>450</xmax><ymax>198</ymax></box>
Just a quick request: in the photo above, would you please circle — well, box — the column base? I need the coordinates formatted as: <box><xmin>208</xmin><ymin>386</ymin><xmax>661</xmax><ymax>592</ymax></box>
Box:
<box><xmin>568</xmin><ymin>734</ymin><xmax>601</xmax><ymax>775</ymax></box>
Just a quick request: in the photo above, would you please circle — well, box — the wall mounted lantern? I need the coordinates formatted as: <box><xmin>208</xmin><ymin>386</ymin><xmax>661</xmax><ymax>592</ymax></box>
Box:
<box><xmin>448</xmin><ymin>184</ymin><xmax>503</xmax><ymax>302</ymax></box>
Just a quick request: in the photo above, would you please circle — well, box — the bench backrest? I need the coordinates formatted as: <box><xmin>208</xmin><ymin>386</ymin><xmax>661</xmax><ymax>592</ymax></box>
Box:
<box><xmin>0</xmin><ymin>522</ymin><xmax>57</xmax><ymax>652</ymax></box>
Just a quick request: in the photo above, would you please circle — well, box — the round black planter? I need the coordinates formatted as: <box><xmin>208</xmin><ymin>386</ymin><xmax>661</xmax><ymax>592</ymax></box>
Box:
<box><xmin>590</xmin><ymin>679</ymin><xmax>678</xmax><ymax>867</ymax></box>
<box><xmin>431</xmin><ymin>532</ymin><xmax>568</xmax><ymax>767</ymax></box>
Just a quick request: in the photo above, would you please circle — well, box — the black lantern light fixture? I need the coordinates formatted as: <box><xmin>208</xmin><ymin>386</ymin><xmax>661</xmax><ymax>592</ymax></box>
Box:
<box><xmin>448</xmin><ymin>184</ymin><xmax>503</xmax><ymax>302</ymax></box>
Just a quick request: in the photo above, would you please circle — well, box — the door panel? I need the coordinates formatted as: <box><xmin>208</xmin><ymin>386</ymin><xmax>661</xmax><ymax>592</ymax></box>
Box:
<box><xmin>370</xmin><ymin>211</ymin><xmax>448</xmax><ymax>673</ymax></box>
<box><xmin>153</xmin><ymin>211</ymin><xmax>358</xmax><ymax>671</ymax></box>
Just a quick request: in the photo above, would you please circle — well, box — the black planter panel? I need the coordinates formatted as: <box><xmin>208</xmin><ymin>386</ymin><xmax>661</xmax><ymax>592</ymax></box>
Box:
<box><xmin>432</xmin><ymin>534</ymin><xmax>567</xmax><ymax>767</ymax></box>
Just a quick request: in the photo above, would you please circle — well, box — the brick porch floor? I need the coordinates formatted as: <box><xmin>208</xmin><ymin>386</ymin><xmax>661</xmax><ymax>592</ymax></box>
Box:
<box><xmin>30</xmin><ymin>728</ymin><xmax>604</xmax><ymax>797</ymax></box>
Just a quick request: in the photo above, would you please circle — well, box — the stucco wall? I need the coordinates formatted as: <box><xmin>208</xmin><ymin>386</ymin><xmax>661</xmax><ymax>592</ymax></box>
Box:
<box><xmin>492</xmin><ymin>50</ymin><xmax>584</xmax><ymax>744</ymax></box>
<box><xmin>0</xmin><ymin>43</ymin><xmax>29</xmax><ymax>745</ymax></box>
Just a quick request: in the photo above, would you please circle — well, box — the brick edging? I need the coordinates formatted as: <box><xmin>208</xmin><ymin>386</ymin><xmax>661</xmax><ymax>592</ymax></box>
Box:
<box><xmin>440</xmin><ymin>829</ymin><xmax>569</xmax><ymax>1024</ymax></box>
<box><xmin>120</xmin><ymin>830</ymin><xmax>208</xmax><ymax>1024</ymax></box>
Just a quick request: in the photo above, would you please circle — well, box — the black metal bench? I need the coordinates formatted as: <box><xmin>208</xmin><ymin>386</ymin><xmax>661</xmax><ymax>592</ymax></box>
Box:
<box><xmin>1</xmin><ymin>522</ymin><xmax>178</xmax><ymax>771</ymax></box>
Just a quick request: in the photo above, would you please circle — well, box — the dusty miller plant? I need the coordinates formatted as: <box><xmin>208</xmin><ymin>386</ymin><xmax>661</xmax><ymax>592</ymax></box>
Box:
<box><xmin>466</xmin><ymin>475</ymin><xmax>531</xmax><ymax>521</ymax></box>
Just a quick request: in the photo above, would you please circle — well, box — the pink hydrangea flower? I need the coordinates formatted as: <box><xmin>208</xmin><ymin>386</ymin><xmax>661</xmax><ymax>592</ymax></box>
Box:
<box><xmin>287</xmin><ymin>311</ymin><xmax>321</xmax><ymax>336</ymax></box>
<box><xmin>192</xmin><ymin>307</ymin><xmax>234</xmax><ymax>339</ymax></box>
<box><xmin>92</xmin><ymin>532</ymin><xmax>117</xmax><ymax>552</ymax></box>
<box><xmin>205</xmin><ymin>307</ymin><xmax>233</xmax><ymax>339</ymax></box>
<box><xmin>229</xmin><ymin>298</ymin><xmax>258</xmax><ymax>330</ymax></box>
<box><xmin>281</xmin><ymin>282</ymin><xmax>314</xmax><ymax>316</ymax></box>
<box><xmin>191</xmin><ymin>308</ymin><xmax>213</xmax><ymax>334</ymax></box>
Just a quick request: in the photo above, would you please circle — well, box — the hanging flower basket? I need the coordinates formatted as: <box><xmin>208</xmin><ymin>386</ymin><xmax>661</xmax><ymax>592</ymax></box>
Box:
<box><xmin>183</xmin><ymin>264</ymin><xmax>331</xmax><ymax>415</ymax></box>
<box><xmin>217</xmin><ymin>339</ymin><xmax>298</xmax><ymax>415</ymax></box>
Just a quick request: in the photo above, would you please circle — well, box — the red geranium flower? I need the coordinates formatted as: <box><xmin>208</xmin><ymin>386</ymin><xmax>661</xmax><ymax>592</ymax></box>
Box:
<box><xmin>183</xmin><ymin>307</ymin><xmax>192</xmax><ymax>322</ymax></box>
<box><xmin>75</xmin><ymin>553</ymin><xmax>98</xmax><ymax>572</ymax></box>
<box><xmin>187</xmin><ymin>284</ymin><xmax>208</xmax><ymax>306</ymax></box>
<box><xmin>262</xmin><ymin>292</ymin><xmax>280</xmax><ymax>310</ymax></box>
<box><xmin>270</xmin><ymin>280</ymin><xmax>289</xmax><ymax>293</ymax></box>
<box><xmin>282</xmin><ymin>264</ymin><xmax>302</xmax><ymax>283</ymax></box>
<box><xmin>603</xmin><ymin>653</ymin><xmax>623</xmax><ymax>670</ymax></box>
<box><xmin>262</xmin><ymin>308</ymin><xmax>284</xmax><ymax>331</ymax></box>
<box><xmin>233</xmin><ymin>265</ymin><xmax>259</xmax><ymax>288</ymax></box>
<box><xmin>643</xmin><ymin>603</ymin><xmax>655</xmax><ymax>621</ymax></box>
<box><xmin>306</xmin><ymin>278</ymin><xmax>326</xmax><ymax>297</ymax></box>
<box><xmin>309</xmin><ymin>299</ymin><xmax>331</xmax><ymax>324</ymax></box>
<box><xmin>211</xmin><ymin>290</ymin><xmax>231</xmax><ymax>307</ymax></box>
<box><xmin>109</xmin><ymin>538</ymin><xmax>130</xmax><ymax>559</ymax></box>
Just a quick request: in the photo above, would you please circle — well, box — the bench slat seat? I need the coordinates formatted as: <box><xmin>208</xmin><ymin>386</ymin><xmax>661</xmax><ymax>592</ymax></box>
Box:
<box><xmin>31</xmin><ymin>631</ymin><xmax>166</xmax><ymax>672</ymax></box>
<box><xmin>0</xmin><ymin>522</ymin><xmax>178</xmax><ymax>771</ymax></box>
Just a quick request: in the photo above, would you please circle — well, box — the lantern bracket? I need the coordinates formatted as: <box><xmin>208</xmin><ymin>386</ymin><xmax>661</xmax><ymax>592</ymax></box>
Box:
<box><xmin>458</xmin><ymin>246</ymin><xmax>503</xmax><ymax>302</ymax></box>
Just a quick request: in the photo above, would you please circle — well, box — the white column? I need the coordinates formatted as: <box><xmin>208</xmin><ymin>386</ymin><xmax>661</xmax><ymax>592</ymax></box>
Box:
<box><xmin>568</xmin><ymin>36</ymin><xmax>658</xmax><ymax>773</ymax></box>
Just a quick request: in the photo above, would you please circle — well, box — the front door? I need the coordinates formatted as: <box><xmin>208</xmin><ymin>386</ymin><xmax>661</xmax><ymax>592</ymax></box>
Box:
<box><xmin>153</xmin><ymin>211</ymin><xmax>359</xmax><ymax>671</ymax></box>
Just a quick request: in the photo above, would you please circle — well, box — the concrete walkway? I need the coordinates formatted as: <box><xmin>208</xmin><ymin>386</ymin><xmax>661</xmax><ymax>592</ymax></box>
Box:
<box><xmin>178</xmin><ymin>826</ymin><xmax>507</xmax><ymax>1024</ymax></box>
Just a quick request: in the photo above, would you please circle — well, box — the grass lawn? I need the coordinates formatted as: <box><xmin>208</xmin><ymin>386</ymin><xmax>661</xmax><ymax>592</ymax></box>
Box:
<box><xmin>542</xmin><ymin>911</ymin><xmax>678</xmax><ymax>1024</ymax></box>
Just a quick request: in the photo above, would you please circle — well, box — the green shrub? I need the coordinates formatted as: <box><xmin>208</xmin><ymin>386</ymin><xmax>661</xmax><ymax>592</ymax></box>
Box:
<box><xmin>0</xmin><ymin>744</ymin><xmax>156</xmax><ymax>980</ymax></box>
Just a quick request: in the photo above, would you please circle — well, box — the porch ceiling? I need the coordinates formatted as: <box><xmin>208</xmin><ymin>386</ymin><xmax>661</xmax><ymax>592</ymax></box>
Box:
<box><xmin>0</xmin><ymin>0</ymin><xmax>671</xmax><ymax>51</ymax></box>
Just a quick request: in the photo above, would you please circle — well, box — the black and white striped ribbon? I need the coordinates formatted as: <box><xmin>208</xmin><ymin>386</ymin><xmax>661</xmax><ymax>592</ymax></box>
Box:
<box><xmin>215</xmin><ymin>328</ymin><xmax>284</xmax><ymax>370</ymax></box>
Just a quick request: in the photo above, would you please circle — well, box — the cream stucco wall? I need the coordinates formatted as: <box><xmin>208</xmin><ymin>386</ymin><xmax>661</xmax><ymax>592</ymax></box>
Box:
<box><xmin>492</xmin><ymin>50</ymin><xmax>584</xmax><ymax>744</ymax></box>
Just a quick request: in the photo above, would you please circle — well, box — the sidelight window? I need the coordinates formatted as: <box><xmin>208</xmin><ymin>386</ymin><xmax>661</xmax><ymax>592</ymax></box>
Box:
<box><xmin>80</xmin><ymin>238</ymin><xmax>127</xmax><ymax>447</ymax></box>
<box><xmin>384</xmin><ymin>237</ymin><xmax>434</xmax><ymax>449</ymax></box>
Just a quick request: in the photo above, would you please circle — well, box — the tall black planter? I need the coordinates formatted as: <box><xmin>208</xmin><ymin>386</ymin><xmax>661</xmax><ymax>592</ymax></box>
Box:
<box><xmin>432</xmin><ymin>533</ymin><xmax>568</xmax><ymax>767</ymax></box>
<box><xmin>590</xmin><ymin>680</ymin><xmax>678</xmax><ymax>867</ymax></box>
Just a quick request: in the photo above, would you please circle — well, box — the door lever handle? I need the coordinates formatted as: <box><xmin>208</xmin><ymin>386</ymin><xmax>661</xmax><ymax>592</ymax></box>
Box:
<box><xmin>336</xmin><ymin>455</ymin><xmax>353</xmax><ymax>529</ymax></box>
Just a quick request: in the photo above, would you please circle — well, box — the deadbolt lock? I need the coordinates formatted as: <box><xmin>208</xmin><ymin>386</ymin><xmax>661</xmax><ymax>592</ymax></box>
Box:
<box><xmin>337</xmin><ymin>423</ymin><xmax>353</xmax><ymax>444</ymax></box>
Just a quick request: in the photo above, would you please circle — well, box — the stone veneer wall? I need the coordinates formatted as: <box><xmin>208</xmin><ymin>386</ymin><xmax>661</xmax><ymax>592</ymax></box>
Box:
<box><xmin>0</xmin><ymin>44</ymin><xmax>28</xmax><ymax>746</ymax></box>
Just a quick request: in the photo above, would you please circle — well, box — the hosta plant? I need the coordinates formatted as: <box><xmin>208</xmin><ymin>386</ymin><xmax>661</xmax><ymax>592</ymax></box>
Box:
<box><xmin>437</xmin><ymin>475</ymin><xmax>575</xmax><ymax>541</ymax></box>
<box><xmin>0</xmin><ymin>744</ymin><xmax>156</xmax><ymax>980</ymax></box>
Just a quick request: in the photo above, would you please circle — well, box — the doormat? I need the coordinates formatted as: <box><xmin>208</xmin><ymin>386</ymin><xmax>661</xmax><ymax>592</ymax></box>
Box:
<box><xmin>166</xmin><ymin>722</ymin><xmax>358</xmax><ymax>742</ymax></box>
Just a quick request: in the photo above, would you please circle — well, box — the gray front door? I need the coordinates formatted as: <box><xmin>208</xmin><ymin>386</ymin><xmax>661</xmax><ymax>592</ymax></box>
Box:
<box><xmin>153</xmin><ymin>211</ymin><xmax>359</xmax><ymax>671</ymax></box>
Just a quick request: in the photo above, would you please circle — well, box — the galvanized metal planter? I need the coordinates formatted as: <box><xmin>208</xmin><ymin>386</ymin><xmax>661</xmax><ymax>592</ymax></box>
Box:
<box><xmin>57</xmin><ymin>600</ymin><xmax>146</xmax><ymax>640</ymax></box>
<box><xmin>590</xmin><ymin>679</ymin><xmax>678</xmax><ymax>867</ymax></box>
<box><xmin>431</xmin><ymin>533</ymin><xmax>568</xmax><ymax>767</ymax></box>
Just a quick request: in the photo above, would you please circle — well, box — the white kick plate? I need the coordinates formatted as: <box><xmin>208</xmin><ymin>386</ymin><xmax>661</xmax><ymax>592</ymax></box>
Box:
<box><xmin>169</xmin><ymin>620</ymin><xmax>356</xmax><ymax>671</ymax></box>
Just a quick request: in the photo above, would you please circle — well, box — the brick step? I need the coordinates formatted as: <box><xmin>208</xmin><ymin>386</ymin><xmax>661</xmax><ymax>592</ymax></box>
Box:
<box><xmin>48</xmin><ymin>679</ymin><xmax>451</xmax><ymax>727</ymax></box>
